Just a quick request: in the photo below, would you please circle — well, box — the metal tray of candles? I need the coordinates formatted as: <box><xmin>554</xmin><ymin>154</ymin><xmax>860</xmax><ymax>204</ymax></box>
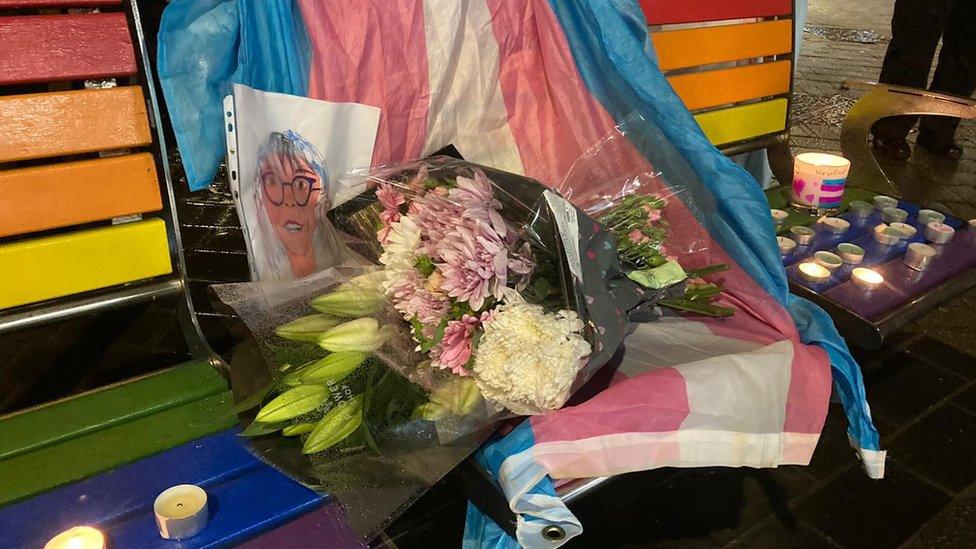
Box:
<box><xmin>768</xmin><ymin>186</ymin><xmax>976</xmax><ymax>350</ymax></box>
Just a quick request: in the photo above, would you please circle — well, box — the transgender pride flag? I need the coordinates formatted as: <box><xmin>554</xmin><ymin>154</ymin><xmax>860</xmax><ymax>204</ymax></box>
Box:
<box><xmin>157</xmin><ymin>1</ymin><xmax>884</xmax><ymax>546</ymax></box>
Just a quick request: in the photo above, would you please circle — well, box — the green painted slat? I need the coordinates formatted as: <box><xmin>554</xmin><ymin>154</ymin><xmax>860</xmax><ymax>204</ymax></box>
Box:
<box><xmin>0</xmin><ymin>360</ymin><xmax>226</xmax><ymax>460</ymax></box>
<box><xmin>0</xmin><ymin>391</ymin><xmax>235</xmax><ymax>506</ymax></box>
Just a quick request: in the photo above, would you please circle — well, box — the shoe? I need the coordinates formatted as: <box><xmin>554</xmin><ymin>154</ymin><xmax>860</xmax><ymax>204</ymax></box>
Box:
<box><xmin>871</xmin><ymin>135</ymin><xmax>912</xmax><ymax>160</ymax></box>
<box><xmin>916</xmin><ymin>136</ymin><xmax>963</xmax><ymax>160</ymax></box>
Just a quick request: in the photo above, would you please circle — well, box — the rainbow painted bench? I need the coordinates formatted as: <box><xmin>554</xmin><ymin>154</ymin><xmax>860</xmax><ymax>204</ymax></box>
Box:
<box><xmin>642</xmin><ymin>0</ymin><xmax>795</xmax><ymax>179</ymax></box>
<box><xmin>0</xmin><ymin>1</ymin><xmax>355</xmax><ymax>545</ymax></box>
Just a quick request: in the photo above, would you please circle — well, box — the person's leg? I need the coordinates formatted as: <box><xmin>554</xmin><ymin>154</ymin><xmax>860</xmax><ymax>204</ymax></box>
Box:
<box><xmin>917</xmin><ymin>0</ymin><xmax>976</xmax><ymax>157</ymax></box>
<box><xmin>873</xmin><ymin>0</ymin><xmax>952</xmax><ymax>155</ymax></box>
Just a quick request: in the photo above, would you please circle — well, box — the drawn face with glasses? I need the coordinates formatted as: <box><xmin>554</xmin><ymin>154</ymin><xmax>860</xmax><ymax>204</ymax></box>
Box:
<box><xmin>258</xmin><ymin>132</ymin><xmax>325</xmax><ymax>277</ymax></box>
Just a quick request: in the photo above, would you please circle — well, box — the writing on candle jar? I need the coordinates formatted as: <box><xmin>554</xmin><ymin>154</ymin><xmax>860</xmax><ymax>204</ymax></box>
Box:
<box><xmin>791</xmin><ymin>153</ymin><xmax>850</xmax><ymax>214</ymax></box>
<box><xmin>798</xmin><ymin>262</ymin><xmax>830</xmax><ymax>284</ymax></box>
<box><xmin>851</xmin><ymin>267</ymin><xmax>884</xmax><ymax>291</ymax></box>
<box><xmin>45</xmin><ymin>526</ymin><xmax>105</xmax><ymax>549</ymax></box>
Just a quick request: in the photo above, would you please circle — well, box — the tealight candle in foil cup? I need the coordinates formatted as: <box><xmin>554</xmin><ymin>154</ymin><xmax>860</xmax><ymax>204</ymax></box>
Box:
<box><xmin>889</xmin><ymin>222</ymin><xmax>917</xmax><ymax>240</ymax></box>
<box><xmin>852</xmin><ymin>267</ymin><xmax>884</xmax><ymax>291</ymax></box>
<box><xmin>798</xmin><ymin>262</ymin><xmax>831</xmax><ymax>284</ymax></box>
<box><xmin>848</xmin><ymin>200</ymin><xmax>874</xmax><ymax>217</ymax></box>
<box><xmin>777</xmin><ymin>236</ymin><xmax>797</xmax><ymax>255</ymax></box>
<box><xmin>819</xmin><ymin>217</ymin><xmax>850</xmax><ymax>234</ymax></box>
<box><xmin>924</xmin><ymin>222</ymin><xmax>955</xmax><ymax>244</ymax></box>
<box><xmin>814</xmin><ymin>250</ymin><xmax>843</xmax><ymax>271</ymax></box>
<box><xmin>882</xmin><ymin>207</ymin><xmax>908</xmax><ymax>224</ymax></box>
<box><xmin>790</xmin><ymin>225</ymin><xmax>816</xmax><ymax>246</ymax></box>
<box><xmin>771</xmin><ymin>208</ymin><xmax>789</xmax><ymax>226</ymax></box>
<box><xmin>873</xmin><ymin>195</ymin><xmax>899</xmax><ymax>211</ymax></box>
<box><xmin>916</xmin><ymin>209</ymin><xmax>946</xmax><ymax>226</ymax></box>
<box><xmin>873</xmin><ymin>224</ymin><xmax>901</xmax><ymax>246</ymax></box>
<box><xmin>155</xmin><ymin>485</ymin><xmax>210</xmax><ymax>540</ymax></box>
<box><xmin>836</xmin><ymin>243</ymin><xmax>865</xmax><ymax>264</ymax></box>
<box><xmin>904</xmin><ymin>242</ymin><xmax>937</xmax><ymax>272</ymax></box>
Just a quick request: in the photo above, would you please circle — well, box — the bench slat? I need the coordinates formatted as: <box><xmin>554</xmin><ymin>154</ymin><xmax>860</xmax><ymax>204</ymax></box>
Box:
<box><xmin>0</xmin><ymin>0</ymin><xmax>119</xmax><ymax>7</ymax></box>
<box><xmin>0</xmin><ymin>153</ymin><xmax>161</xmax><ymax>238</ymax></box>
<box><xmin>0</xmin><ymin>86</ymin><xmax>151</xmax><ymax>164</ymax></box>
<box><xmin>694</xmin><ymin>98</ymin><xmax>788</xmax><ymax>146</ymax></box>
<box><xmin>0</xmin><ymin>219</ymin><xmax>172</xmax><ymax>309</ymax></box>
<box><xmin>668</xmin><ymin>60</ymin><xmax>792</xmax><ymax>111</ymax></box>
<box><xmin>652</xmin><ymin>20</ymin><xmax>793</xmax><ymax>72</ymax></box>
<box><xmin>640</xmin><ymin>0</ymin><xmax>792</xmax><ymax>25</ymax></box>
<box><xmin>0</xmin><ymin>13</ymin><xmax>136</xmax><ymax>86</ymax></box>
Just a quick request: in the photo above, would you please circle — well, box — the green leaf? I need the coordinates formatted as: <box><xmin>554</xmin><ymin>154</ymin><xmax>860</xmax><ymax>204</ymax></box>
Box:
<box><xmin>282</xmin><ymin>351</ymin><xmax>367</xmax><ymax>386</ymax></box>
<box><xmin>627</xmin><ymin>260</ymin><xmax>687</xmax><ymax>290</ymax></box>
<box><xmin>685</xmin><ymin>263</ymin><xmax>731</xmax><ymax>279</ymax></box>
<box><xmin>230</xmin><ymin>384</ymin><xmax>274</xmax><ymax>414</ymax></box>
<box><xmin>275</xmin><ymin>314</ymin><xmax>340</xmax><ymax>342</ymax></box>
<box><xmin>659</xmin><ymin>298</ymin><xmax>735</xmax><ymax>317</ymax></box>
<box><xmin>255</xmin><ymin>385</ymin><xmax>330</xmax><ymax>423</ymax></box>
<box><xmin>282</xmin><ymin>422</ymin><xmax>316</xmax><ymax>436</ymax></box>
<box><xmin>240</xmin><ymin>419</ymin><xmax>288</xmax><ymax>437</ymax></box>
<box><xmin>419</xmin><ymin>319</ymin><xmax>449</xmax><ymax>353</ymax></box>
<box><xmin>414</xmin><ymin>255</ymin><xmax>436</xmax><ymax>277</ymax></box>
<box><xmin>302</xmin><ymin>394</ymin><xmax>365</xmax><ymax>454</ymax></box>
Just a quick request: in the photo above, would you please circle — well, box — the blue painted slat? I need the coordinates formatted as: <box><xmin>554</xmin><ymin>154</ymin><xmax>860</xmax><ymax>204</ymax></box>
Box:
<box><xmin>0</xmin><ymin>430</ymin><xmax>326</xmax><ymax>548</ymax></box>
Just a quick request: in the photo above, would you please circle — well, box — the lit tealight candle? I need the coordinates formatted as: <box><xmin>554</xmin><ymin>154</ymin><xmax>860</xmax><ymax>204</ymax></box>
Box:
<box><xmin>771</xmin><ymin>208</ymin><xmax>789</xmax><ymax>226</ymax></box>
<box><xmin>904</xmin><ymin>243</ymin><xmax>937</xmax><ymax>272</ymax></box>
<box><xmin>154</xmin><ymin>484</ymin><xmax>209</xmax><ymax>540</ymax></box>
<box><xmin>923</xmin><ymin>222</ymin><xmax>955</xmax><ymax>244</ymax></box>
<box><xmin>790</xmin><ymin>225</ymin><xmax>816</xmax><ymax>246</ymax></box>
<box><xmin>814</xmin><ymin>251</ymin><xmax>843</xmax><ymax>271</ymax></box>
<box><xmin>848</xmin><ymin>200</ymin><xmax>874</xmax><ymax>217</ymax></box>
<box><xmin>873</xmin><ymin>195</ymin><xmax>899</xmax><ymax>211</ymax></box>
<box><xmin>852</xmin><ymin>267</ymin><xmax>884</xmax><ymax>291</ymax></box>
<box><xmin>889</xmin><ymin>222</ymin><xmax>917</xmax><ymax>240</ymax></box>
<box><xmin>836</xmin><ymin>243</ymin><xmax>865</xmax><ymax>265</ymax></box>
<box><xmin>882</xmin><ymin>207</ymin><xmax>908</xmax><ymax>224</ymax></box>
<box><xmin>777</xmin><ymin>236</ymin><xmax>797</xmax><ymax>255</ymax></box>
<box><xmin>819</xmin><ymin>217</ymin><xmax>850</xmax><ymax>234</ymax></box>
<box><xmin>873</xmin><ymin>224</ymin><xmax>901</xmax><ymax>246</ymax></box>
<box><xmin>798</xmin><ymin>262</ymin><xmax>831</xmax><ymax>284</ymax></box>
<box><xmin>45</xmin><ymin>526</ymin><xmax>105</xmax><ymax>549</ymax></box>
<box><xmin>916</xmin><ymin>209</ymin><xmax>946</xmax><ymax>226</ymax></box>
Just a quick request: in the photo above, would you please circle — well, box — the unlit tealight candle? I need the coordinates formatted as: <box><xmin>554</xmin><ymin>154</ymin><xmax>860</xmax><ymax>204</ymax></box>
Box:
<box><xmin>777</xmin><ymin>236</ymin><xmax>797</xmax><ymax>255</ymax></box>
<box><xmin>820</xmin><ymin>217</ymin><xmax>850</xmax><ymax>234</ymax></box>
<box><xmin>798</xmin><ymin>262</ymin><xmax>831</xmax><ymax>284</ymax></box>
<box><xmin>45</xmin><ymin>527</ymin><xmax>105</xmax><ymax>549</ymax></box>
<box><xmin>790</xmin><ymin>226</ymin><xmax>816</xmax><ymax>245</ymax></box>
<box><xmin>889</xmin><ymin>222</ymin><xmax>917</xmax><ymax>240</ymax></box>
<box><xmin>873</xmin><ymin>195</ymin><xmax>898</xmax><ymax>211</ymax></box>
<box><xmin>836</xmin><ymin>243</ymin><xmax>865</xmax><ymax>265</ymax></box>
<box><xmin>849</xmin><ymin>200</ymin><xmax>874</xmax><ymax>217</ymax></box>
<box><xmin>814</xmin><ymin>251</ymin><xmax>843</xmax><ymax>271</ymax></box>
<box><xmin>852</xmin><ymin>267</ymin><xmax>884</xmax><ymax>291</ymax></box>
<box><xmin>904</xmin><ymin>243</ymin><xmax>937</xmax><ymax>271</ymax></box>
<box><xmin>873</xmin><ymin>224</ymin><xmax>901</xmax><ymax>246</ymax></box>
<box><xmin>917</xmin><ymin>209</ymin><xmax>946</xmax><ymax>226</ymax></box>
<box><xmin>771</xmin><ymin>209</ymin><xmax>789</xmax><ymax>226</ymax></box>
<box><xmin>155</xmin><ymin>485</ymin><xmax>209</xmax><ymax>540</ymax></box>
<box><xmin>924</xmin><ymin>222</ymin><xmax>955</xmax><ymax>244</ymax></box>
<box><xmin>882</xmin><ymin>207</ymin><xmax>908</xmax><ymax>224</ymax></box>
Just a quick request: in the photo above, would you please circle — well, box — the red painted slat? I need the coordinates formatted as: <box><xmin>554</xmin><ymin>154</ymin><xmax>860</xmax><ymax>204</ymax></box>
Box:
<box><xmin>0</xmin><ymin>13</ymin><xmax>135</xmax><ymax>86</ymax></box>
<box><xmin>0</xmin><ymin>0</ymin><xmax>119</xmax><ymax>7</ymax></box>
<box><xmin>639</xmin><ymin>0</ymin><xmax>792</xmax><ymax>25</ymax></box>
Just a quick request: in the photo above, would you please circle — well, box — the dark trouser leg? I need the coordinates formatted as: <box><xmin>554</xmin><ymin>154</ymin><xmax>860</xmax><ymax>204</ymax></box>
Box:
<box><xmin>873</xmin><ymin>0</ymin><xmax>953</xmax><ymax>141</ymax></box>
<box><xmin>917</xmin><ymin>0</ymin><xmax>976</xmax><ymax>146</ymax></box>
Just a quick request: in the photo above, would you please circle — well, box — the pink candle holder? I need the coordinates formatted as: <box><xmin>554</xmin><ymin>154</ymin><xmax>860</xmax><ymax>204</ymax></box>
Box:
<box><xmin>791</xmin><ymin>153</ymin><xmax>850</xmax><ymax>215</ymax></box>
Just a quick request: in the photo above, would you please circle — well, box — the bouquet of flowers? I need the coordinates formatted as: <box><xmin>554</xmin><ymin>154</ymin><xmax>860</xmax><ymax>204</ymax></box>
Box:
<box><xmin>215</xmin><ymin>156</ymin><xmax>731</xmax><ymax>538</ymax></box>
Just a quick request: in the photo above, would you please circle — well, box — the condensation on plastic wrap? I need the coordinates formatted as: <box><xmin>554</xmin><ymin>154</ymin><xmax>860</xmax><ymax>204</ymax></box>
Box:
<box><xmin>212</xmin><ymin>157</ymin><xmax>673</xmax><ymax>541</ymax></box>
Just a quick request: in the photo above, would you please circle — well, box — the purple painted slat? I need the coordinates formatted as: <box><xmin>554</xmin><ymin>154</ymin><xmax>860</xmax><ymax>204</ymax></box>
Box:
<box><xmin>823</xmin><ymin>229</ymin><xmax>976</xmax><ymax>319</ymax></box>
<box><xmin>239</xmin><ymin>505</ymin><xmax>365</xmax><ymax>549</ymax></box>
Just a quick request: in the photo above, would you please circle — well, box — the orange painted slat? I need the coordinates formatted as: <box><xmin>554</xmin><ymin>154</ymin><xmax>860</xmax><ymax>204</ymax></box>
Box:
<box><xmin>0</xmin><ymin>13</ymin><xmax>137</xmax><ymax>86</ymax></box>
<box><xmin>0</xmin><ymin>154</ymin><xmax>161</xmax><ymax>238</ymax></box>
<box><xmin>668</xmin><ymin>60</ymin><xmax>792</xmax><ymax>111</ymax></box>
<box><xmin>0</xmin><ymin>86</ymin><xmax>151</xmax><ymax>164</ymax></box>
<box><xmin>652</xmin><ymin>20</ymin><xmax>793</xmax><ymax>72</ymax></box>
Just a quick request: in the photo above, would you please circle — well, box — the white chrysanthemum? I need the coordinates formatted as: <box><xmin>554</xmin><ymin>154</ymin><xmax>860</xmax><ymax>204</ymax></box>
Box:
<box><xmin>472</xmin><ymin>302</ymin><xmax>591</xmax><ymax>414</ymax></box>
<box><xmin>379</xmin><ymin>216</ymin><xmax>422</xmax><ymax>290</ymax></box>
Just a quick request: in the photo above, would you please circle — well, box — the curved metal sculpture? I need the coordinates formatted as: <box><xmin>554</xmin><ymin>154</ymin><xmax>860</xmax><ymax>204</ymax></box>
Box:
<box><xmin>841</xmin><ymin>83</ymin><xmax>976</xmax><ymax>196</ymax></box>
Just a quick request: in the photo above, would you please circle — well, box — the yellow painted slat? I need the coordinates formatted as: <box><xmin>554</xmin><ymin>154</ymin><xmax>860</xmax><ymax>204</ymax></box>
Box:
<box><xmin>0</xmin><ymin>219</ymin><xmax>172</xmax><ymax>309</ymax></box>
<box><xmin>652</xmin><ymin>20</ymin><xmax>793</xmax><ymax>72</ymax></box>
<box><xmin>668</xmin><ymin>60</ymin><xmax>792</xmax><ymax>111</ymax></box>
<box><xmin>694</xmin><ymin>99</ymin><xmax>788</xmax><ymax>147</ymax></box>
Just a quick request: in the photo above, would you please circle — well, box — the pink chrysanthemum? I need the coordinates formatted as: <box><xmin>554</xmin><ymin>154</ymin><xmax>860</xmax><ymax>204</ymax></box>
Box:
<box><xmin>453</xmin><ymin>170</ymin><xmax>507</xmax><ymax>238</ymax></box>
<box><xmin>642</xmin><ymin>204</ymin><xmax>662</xmax><ymax>223</ymax></box>
<box><xmin>376</xmin><ymin>183</ymin><xmax>406</xmax><ymax>244</ymax></box>
<box><xmin>628</xmin><ymin>229</ymin><xmax>650</xmax><ymax>243</ymax></box>
<box><xmin>437</xmin><ymin>220</ymin><xmax>508</xmax><ymax>311</ymax></box>
<box><xmin>387</xmin><ymin>270</ymin><xmax>450</xmax><ymax>325</ymax></box>
<box><xmin>430</xmin><ymin>314</ymin><xmax>479</xmax><ymax>376</ymax></box>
